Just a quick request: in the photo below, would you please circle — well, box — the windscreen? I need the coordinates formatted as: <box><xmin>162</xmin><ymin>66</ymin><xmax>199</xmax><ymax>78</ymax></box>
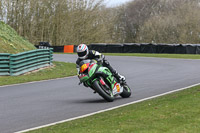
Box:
<box><xmin>79</xmin><ymin>59</ymin><xmax>91</xmax><ymax>67</ymax></box>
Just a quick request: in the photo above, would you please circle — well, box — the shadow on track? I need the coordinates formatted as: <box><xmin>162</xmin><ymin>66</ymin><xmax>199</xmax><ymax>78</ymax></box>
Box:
<box><xmin>71</xmin><ymin>97</ymin><xmax>123</xmax><ymax>104</ymax></box>
<box><xmin>72</xmin><ymin>98</ymin><xmax>107</xmax><ymax>104</ymax></box>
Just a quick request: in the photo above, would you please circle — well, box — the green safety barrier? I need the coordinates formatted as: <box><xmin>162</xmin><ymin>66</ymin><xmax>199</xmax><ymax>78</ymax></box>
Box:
<box><xmin>0</xmin><ymin>48</ymin><xmax>53</xmax><ymax>76</ymax></box>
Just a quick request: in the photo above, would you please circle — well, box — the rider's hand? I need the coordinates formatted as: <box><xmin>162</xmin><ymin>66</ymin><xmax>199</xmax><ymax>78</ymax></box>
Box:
<box><xmin>97</xmin><ymin>58</ymin><xmax>103</xmax><ymax>65</ymax></box>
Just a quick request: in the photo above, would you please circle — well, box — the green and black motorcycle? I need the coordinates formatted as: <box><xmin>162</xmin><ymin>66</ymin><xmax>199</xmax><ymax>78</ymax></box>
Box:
<box><xmin>78</xmin><ymin>59</ymin><xmax>131</xmax><ymax>102</ymax></box>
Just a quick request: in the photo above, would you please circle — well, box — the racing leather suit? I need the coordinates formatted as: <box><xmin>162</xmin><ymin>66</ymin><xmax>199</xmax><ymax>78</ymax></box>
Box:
<box><xmin>76</xmin><ymin>50</ymin><xmax>119</xmax><ymax>77</ymax></box>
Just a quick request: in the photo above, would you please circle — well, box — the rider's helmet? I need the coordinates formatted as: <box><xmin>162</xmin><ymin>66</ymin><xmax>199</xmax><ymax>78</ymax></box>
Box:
<box><xmin>77</xmin><ymin>44</ymin><xmax>89</xmax><ymax>59</ymax></box>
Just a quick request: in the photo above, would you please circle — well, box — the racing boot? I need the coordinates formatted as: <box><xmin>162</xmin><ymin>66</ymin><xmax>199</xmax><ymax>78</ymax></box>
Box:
<box><xmin>103</xmin><ymin>60</ymin><xmax>125</xmax><ymax>81</ymax></box>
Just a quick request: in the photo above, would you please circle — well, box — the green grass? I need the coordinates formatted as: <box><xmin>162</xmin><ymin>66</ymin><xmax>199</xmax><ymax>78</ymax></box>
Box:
<box><xmin>26</xmin><ymin>85</ymin><xmax>200</xmax><ymax>133</ymax></box>
<box><xmin>56</xmin><ymin>52</ymin><xmax>200</xmax><ymax>59</ymax></box>
<box><xmin>0</xmin><ymin>61</ymin><xmax>77</xmax><ymax>86</ymax></box>
<box><xmin>104</xmin><ymin>53</ymin><xmax>200</xmax><ymax>59</ymax></box>
<box><xmin>0</xmin><ymin>21</ymin><xmax>36</xmax><ymax>54</ymax></box>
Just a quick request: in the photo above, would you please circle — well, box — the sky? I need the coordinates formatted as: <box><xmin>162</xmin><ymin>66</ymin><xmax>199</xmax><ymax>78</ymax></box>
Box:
<box><xmin>104</xmin><ymin>0</ymin><xmax>133</xmax><ymax>7</ymax></box>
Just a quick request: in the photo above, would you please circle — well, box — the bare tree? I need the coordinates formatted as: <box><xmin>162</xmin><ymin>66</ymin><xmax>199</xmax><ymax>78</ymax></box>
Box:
<box><xmin>137</xmin><ymin>0</ymin><xmax>200</xmax><ymax>44</ymax></box>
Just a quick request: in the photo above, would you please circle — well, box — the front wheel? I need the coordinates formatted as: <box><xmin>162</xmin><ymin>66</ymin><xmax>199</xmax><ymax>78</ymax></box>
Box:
<box><xmin>120</xmin><ymin>83</ymin><xmax>131</xmax><ymax>98</ymax></box>
<box><xmin>93</xmin><ymin>80</ymin><xmax>114</xmax><ymax>102</ymax></box>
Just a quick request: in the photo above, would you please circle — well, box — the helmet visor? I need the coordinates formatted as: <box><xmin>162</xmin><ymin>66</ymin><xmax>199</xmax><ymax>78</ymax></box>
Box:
<box><xmin>78</xmin><ymin>50</ymin><xmax>87</xmax><ymax>57</ymax></box>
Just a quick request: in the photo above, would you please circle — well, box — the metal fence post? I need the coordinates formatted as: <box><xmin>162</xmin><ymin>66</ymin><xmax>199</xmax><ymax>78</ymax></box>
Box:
<box><xmin>9</xmin><ymin>54</ymin><xmax>13</xmax><ymax>76</ymax></box>
<box><xmin>50</xmin><ymin>48</ymin><xmax>53</xmax><ymax>65</ymax></box>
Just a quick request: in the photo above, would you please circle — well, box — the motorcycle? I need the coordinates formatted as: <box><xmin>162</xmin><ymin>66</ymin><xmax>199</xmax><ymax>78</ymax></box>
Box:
<box><xmin>78</xmin><ymin>59</ymin><xmax>131</xmax><ymax>102</ymax></box>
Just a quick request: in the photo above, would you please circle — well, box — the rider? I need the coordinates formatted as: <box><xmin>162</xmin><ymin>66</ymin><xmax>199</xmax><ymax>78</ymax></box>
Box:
<box><xmin>76</xmin><ymin>44</ymin><xmax>125</xmax><ymax>81</ymax></box>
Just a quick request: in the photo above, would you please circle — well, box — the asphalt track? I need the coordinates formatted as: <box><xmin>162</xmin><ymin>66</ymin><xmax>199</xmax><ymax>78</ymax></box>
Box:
<box><xmin>1</xmin><ymin>54</ymin><xmax>200</xmax><ymax>133</ymax></box>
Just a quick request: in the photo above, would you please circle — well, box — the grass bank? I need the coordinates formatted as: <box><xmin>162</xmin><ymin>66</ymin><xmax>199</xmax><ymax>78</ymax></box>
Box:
<box><xmin>0</xmin><ymin>61</ymin><xmax>77</xmax><ymax>86</ymax></box>
<box><xmin>0</xmin><ymin>21</ymin><xmax>36</xmax><ymax>54</ymax></box>
<box><xmin>27</xmin><ymin>85</ymin><xmax>200</xmax><ymax>133</ymax></box>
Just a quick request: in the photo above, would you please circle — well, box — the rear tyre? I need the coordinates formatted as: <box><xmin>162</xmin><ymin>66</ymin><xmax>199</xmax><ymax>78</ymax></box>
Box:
<box><xmin>120</xmin><ymin>83</ymin><xmax>131</xmax><ymax>98</ymax></box>
<box><xmin>93</xmin><ymin>80</ymin><xmax>114</xmax><ymax>102</ymax></box>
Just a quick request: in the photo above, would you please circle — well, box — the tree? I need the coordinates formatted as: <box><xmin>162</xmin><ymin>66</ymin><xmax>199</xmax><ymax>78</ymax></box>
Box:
<box><xmin>136</xmin><ymin>0</ymin><xmax>200</xmax><ymax>43</ymax></box>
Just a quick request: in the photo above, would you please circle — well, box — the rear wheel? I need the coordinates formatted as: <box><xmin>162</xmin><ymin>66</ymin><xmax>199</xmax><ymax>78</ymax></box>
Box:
<box><xmin>93</xmin><ymin>80</ymin><xmax>114</xmax><ymax>102</ymax></box>
<box><xmin>120</xmin><ymin>83</ymin><xmax>131</xmax><ymax>98</ymax></box>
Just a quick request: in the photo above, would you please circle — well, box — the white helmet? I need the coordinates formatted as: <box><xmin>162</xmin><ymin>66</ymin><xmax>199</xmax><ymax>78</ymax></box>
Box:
<box><xmin>77</xmin><ymin>44</ymin><xmax>89</xmax><ymax>59</ymax></box>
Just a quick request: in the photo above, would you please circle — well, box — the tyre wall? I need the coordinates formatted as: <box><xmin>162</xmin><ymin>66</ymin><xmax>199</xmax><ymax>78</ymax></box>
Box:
<box><xmin>35</xmin><ymin>43</ymin><xmax>200</xmax><ymax>54</ymax></box>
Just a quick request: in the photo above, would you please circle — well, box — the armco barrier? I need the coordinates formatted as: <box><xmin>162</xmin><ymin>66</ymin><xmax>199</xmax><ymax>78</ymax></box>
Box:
<box><xmin>0</xmin><ymin>49</ymin><xmax>53</xmax><ymax>76</ymax></box>
<box><xmin>0</xmin><ymin>53</ymin><xmax>11</xmax><ymax>76</ymax></box>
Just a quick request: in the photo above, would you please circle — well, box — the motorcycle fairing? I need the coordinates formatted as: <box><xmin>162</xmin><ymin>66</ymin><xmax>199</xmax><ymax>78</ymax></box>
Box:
<box><xmin>112</xmin><ymin>83</ymin><xmax>123</xmax><ymax>95</ymax></box>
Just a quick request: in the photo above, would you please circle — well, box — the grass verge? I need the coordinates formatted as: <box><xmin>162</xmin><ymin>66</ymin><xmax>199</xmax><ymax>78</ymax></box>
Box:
<box><xmin>104</xmin><ymin>53</ymin><xmax>200</xmax><ymax>59</ymax></box>
<box><xmin>26</xmin><ymin>85</ymin><xmax>200</xmax><ymax>133</ymax></box>
<box><xmin>0</xmin><ymin>61</ymin><xmax>77</xmax><ymax>86</ymax></box>
<box><xmin>55</xmin><ymin>52</ymin><xmax>200</xmax><ymax>59</ymax></box>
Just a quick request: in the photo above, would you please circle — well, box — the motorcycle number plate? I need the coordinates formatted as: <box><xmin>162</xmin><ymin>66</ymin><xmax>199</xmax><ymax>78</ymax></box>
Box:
<box><xmin>80</xmin><ymin>63</ymin><xmax>89</xmax><ymax>73</ymax></box>
<box><xmin>113</xmin><ymin>83</ymin><xmax>123</xmax><ymax>95</ymax></box>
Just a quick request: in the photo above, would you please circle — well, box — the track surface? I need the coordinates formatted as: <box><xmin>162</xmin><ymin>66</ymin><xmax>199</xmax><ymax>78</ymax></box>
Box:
<box><xmin>1</xmin><ymin>54</ymin><xmax>200</xmax><ymax>133</ymax></box>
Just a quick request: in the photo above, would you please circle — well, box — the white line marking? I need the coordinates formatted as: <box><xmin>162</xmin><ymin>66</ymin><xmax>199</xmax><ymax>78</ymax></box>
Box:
<box><xmin>15</xmin><ymin>82</ymin><xmax>200</xmax><ymax>133</ymax></box>
<box><xmin>0</xmin><ymin>76</ymin><xmax>77</xmax><ymax>88</ymax></box>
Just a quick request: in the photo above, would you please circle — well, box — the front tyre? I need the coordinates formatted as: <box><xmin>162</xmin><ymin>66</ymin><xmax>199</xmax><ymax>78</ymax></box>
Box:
<box><xmin>120</xmin><ymin>83</ymin><xmax>131</xmax><ymax>98</ymax></box>
<box><xmin>93</xmin><ymin>80</ymin><xmax>114</xmax><ymax>102</ymax></box>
